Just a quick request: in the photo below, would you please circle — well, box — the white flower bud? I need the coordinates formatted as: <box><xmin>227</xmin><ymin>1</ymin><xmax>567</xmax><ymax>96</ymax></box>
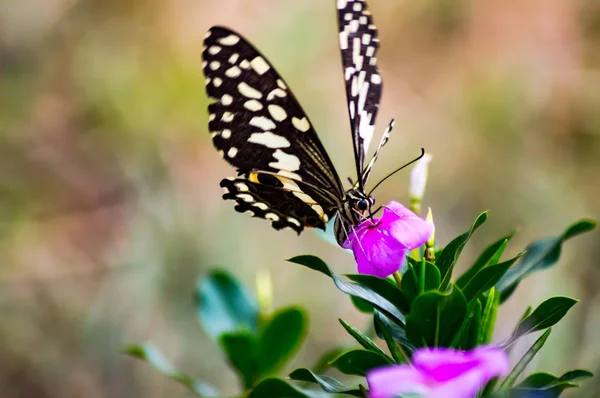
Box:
<box><xmin>409</xmin><ymin>153</ymin><xmax>433</xmax><ymax>202</ymax></box>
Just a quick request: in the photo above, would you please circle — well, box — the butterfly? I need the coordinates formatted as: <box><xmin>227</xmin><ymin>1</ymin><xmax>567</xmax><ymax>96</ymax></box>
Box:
<box><xmin>201</xmin><ymin>0</ymin><xmax>409</xmax><ymax>246</ymax></box>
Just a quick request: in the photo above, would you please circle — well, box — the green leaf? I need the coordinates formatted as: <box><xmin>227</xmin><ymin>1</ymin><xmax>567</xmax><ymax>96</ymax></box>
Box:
<box><xmin>496</xmin><ymin>219</ymin><xmax>596</xmax><ymax>302</ymax></box>
<box><xmin>500</xmin><ymin>329</ymin><xmax>552</xmax><ymax>390</ymax></box>
<box><xmin>220</xmin><ymin>332</ymin><xmax>258</xmax><ymax>389</ymax></box>
<box><xmin>456</xmin><ymin>232</ymin><xmax>514</xmax><ymax>288</ymax></box>
<box><xmin>288</xmin><ymin>255</ymin><xmax>405</xmax><ymax>324</ymax></box>
<box><xmin>452</xmin><ymin>299</ymin><xmax>482</xmax><ymax>349</ymax></box>
<box><xmin>289</xmin><ymin>368</ymin><xmax>363</xmax><ymax>396</ymax></box>
<box><xmin>505</xmin><ymin>297</ymin><xmax>578</xmax><ymax>346</ymax></box>
<box><xmin>374</xmin><ymin>311</ymin><xmax>408</xmax><ymax>363</ymax></box>
<box><xmin>338</xmin><ymin>319</ymin><xmax>393</xmax><ymax>363</ymax></box>
<box><xmin>401</xmin><ymin>259</ymin><xmax>441</xmax><ymax>304</ymax></box>
<box><xmin>405</xmin><ymin>285</ymin><xmax>468</xmax><ymax>347</ymax></box>
<box><xmin>311</xmin><ymin>346</ymin><xmax>347</xmax><ymax>374</ymax></box>
<box><xmin>438</xmin><ymin>212</ymin><xmax>488</xmax><ymax>289</ymax></box>
<box><xmin>350</xmin><ymin>296</ymin><xmax>374</xmax><ymax>313</ymax></box>
<box><xmin>330</xmin><ymin>349</ymin><xmax>391</xmax><ymax>376</ymax></box>
<box><xmin>195</xmin><ymin>270</ymin><xmax>258</xmax><ymax>341</ymax></box>
<box><xmin>373</xmin><ymin>310</ymin><xmax>415</xmax><ymax>354</ymax></box>
<box><xmin>247</xmin><ymin>378</ymin><xmax>313</xmax><ymax>398</ymax></box>
<box><xmin>516</xmin><ymin>369</ymin><xmax>593</xmax><ymax>390</ymax></box>
<box><xmin>258</xmin><ymin>307</ymin><xmax>308</xmax><ymax>376</ymax></box>
<box><xmin>462</xmin><ymin>254</ymin><xmax>523</xmax><ymax>302</ymax></box>
<box><xmin>479</xmin><ymin>287</ymin><xmax>500</xmax><ymax>345</ymax></box>
<box><xmin>123</xmin><ymin>344</ymin><xmax>217</xmax><ymax>397</ymax></box>
<box><xmin>346</xmin><ymin>274</ymin><xmax>410</xmax><ymax>314</ymax></box>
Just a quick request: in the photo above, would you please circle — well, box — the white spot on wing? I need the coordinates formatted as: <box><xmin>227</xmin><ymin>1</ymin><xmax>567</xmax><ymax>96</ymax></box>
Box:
<box><xmin>209</xmin><ymin>61</ymin><xmax>221</xmax><ymax>70</ymax></box>
<box><xmin>225</xmin><ymin>66</ymin><xmax>242</xmax><ymax>78</ymax></box>
<box><xmin>253</xmin><ymin>202</ymin><xmax>269</xmax><ymax>210</ymax></box>
<box><xmin>221</xmin><ymin>129</ymin><xmax>232</xmax><ymax>139</ymax></box>
<box><xmin>268</xmin><ymin>104</ymin><xmax>287</xmax><ymax>121</ymax></box>
<box><xmin>250</xmin><ymin>56</ymin><xmax>270</xmax><ymax>75</ymax></box>
<box><xmin>228</xmin><ymin>147</ymin><xmax>238</xmax><ymax>158</ymax></box>
<box><xmin>267</xmin><ymin>88</ymin><xmax>287</xmax><ymax>101</ymax></box>
<box><xmin>339</xmin><ymin>31</ymin><xmax>348</xmax><ymax>50</ymax></box>
<box><xmin>235</xmin><ymin>182</ymin><xmax>249</xmax><ymax>191</ymax></box>
<box><xmin>222</xmin><ymin>112</ymin><xmax>234</xmax><ymax>122</ymax></box>
<box><xmin>229</xmin><ymin>53</ymin><xmax>239</xmax><ymax>64</ymax></box>
<box><xmin>265</xmin><ymin>213</ymin><xmax>280</xmax><ymax>221</ymax></box>
<box><xmin>208</xmin><ymin>46</ymin><xmax>221</xmax><ymax>55</ymax></box>
<box><xmin>269</xmin><ymin>150</ymin><xmax>300</xmax><ymax>171</ymax></box>
<box><xmin>213</xmin><ymin>77</ymin><xmax>223</xmax><ymax>87</ymax></box>
<box><xmin>238</xmin><ymin>82</ymin><xmax>263</xmax><ymax>99</ymax></box>
<box><xmin>287</xmin><ymin>217</ymin><xmax>301</xmax><ymax>227</ymax></box>
<box><xmin>244</xmin><ymin>100</ymin><xmax>263</xmax><ymax>111</ymax></box>
<box><xmin>236</xmin><ymin>193</ymin><xmax>254</xmax><ymax>202</ymax></box>
<box><xmin>221</xmin><ymin>94</ymin><xmax>233</xmax><ymax>105</ymax></box>
<box><xmin>292</xmin><ymin>117</ymin><xmax>310</xmax><ymax>132</ymax></box>
<box><xmin>249</xmin><ymin>116</ymin><xmax>276</xmax><ymax>130</ymax></box>
<box><xmin>248</xmin><ymin>132</ymin><xmax>291</xmax><ymax>148</ymax></box>
<box><xmin>218</xmin><ymin>34</ymin><xmax>240</xmax><ymax>45</ymax></box>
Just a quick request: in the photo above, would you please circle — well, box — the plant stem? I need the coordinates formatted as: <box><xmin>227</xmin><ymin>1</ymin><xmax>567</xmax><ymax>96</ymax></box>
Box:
<box><xmin>392</xmin><ymin>271</ymin><xmax>402</xmax><ymax>288</ymax></box>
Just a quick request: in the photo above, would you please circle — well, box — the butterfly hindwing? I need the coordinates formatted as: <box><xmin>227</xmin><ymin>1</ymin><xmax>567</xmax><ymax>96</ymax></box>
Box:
<box><xmin>220</xmin><ymin>174</ymin><xmax>335</xmax><ymax>233</ymax></box>
<box><xmin>202</xmin><ymin>26</ymin><xmax>345</xmax><ymax>232</ymax></box>
<box><xmin>337</xmin><ymin>0</ymin><xmax>383</xmax><ymax>173</ymax></box>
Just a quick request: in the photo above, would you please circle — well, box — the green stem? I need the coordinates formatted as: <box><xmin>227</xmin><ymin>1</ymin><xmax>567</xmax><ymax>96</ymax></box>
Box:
<box><xmin>392</xmin><ymin>271</ymin><xmax>402</xmax><ymax>288</ymax></box>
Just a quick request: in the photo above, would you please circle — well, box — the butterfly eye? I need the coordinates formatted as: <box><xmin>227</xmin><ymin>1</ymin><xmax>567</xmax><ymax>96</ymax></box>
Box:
<box><xmin>357</xmin><ymin>198</ymin><xmax>369</xmax><ymax>211</ymax></box>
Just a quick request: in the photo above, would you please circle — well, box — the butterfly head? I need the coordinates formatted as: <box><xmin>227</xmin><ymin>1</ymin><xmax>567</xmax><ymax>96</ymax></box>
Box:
<box><xmin>345</xmin><ymin>189</ymin><xmax>376</xmax><ymax>217</ymax></box>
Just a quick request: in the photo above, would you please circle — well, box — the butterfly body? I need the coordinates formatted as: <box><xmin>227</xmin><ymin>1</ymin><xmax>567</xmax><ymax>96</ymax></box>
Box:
<box><xmin>202</xmin><ymin>1</ymin><xmax>388</xmax><ymax>246</ymax></box>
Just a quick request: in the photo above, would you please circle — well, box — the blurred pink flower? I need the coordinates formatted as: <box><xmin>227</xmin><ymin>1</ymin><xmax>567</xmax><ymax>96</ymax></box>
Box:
<box><xmin>343</xmin><ymin>201</ymin><xmax>432</xmax><ymax>278</ymax></box>
<box><xmin>367</xmin><ymin>346</ymin><xmax>510</xmax><ymax>398</ymax></box>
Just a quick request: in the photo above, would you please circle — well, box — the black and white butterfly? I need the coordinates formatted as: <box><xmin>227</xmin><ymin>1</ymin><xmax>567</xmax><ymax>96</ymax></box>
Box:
<box><xmin>201</xmin><ymin>0</ymin><xmax>410</xmax><ymax>246</ymax></box>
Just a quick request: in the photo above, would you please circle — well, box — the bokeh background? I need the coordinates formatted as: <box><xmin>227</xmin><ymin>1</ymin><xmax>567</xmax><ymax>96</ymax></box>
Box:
<box><xmin>1</xmin><ymin>0</ymin><xmax>599</xmax><ymax>396</ymax></box>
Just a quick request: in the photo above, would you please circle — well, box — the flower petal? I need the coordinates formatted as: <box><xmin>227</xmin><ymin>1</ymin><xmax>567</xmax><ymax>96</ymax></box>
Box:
<box><xmin>349</xmin><ymin>223</ymin><xmax>407</xmax><ymax>278</ymax></box>
<box><xmin>413</xmin><ymin>347</ymin><xmax>509</xmax><ymax>398</ymax></box>
<box><xmin>381</xmin><ymin>201</ymin><xmax>433</xmax><ymax>250</ymax></box>
<box><xmin>367</xmin><ymin>365</ymin><xmax>430</xmax><ymax>398</ymax></box>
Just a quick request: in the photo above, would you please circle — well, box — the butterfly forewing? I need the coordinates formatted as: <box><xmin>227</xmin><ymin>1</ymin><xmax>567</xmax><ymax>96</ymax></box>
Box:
<box><xmin>202</xmin><ymin>26</ymin><xmax>345</xmax><ymax>233</ymax></box>
<box><xmin>337</xmin><ymin>0</ymin><xmax>383</xmax><ymax>175</ymax></box>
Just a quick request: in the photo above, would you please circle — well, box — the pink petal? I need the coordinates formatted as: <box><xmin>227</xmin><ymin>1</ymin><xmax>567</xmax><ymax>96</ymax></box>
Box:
<box><xmin>381</xmin><ymin>201</ymin><xmax>433</xmax><ymax>250</ymax></box>
<box><xmin>367</xmin><ymin>365</ymin><xmax>431</xmax><ymax>398</ymax></box>
<box><xmin>349</xmin><ymin>223</ymin><xmax>407</xmax><ymax>278</ymax></box>
<box><xmin>414</xmin><ymin>347</ymin><xmax>510</xmax><ymax>398</ymax></box>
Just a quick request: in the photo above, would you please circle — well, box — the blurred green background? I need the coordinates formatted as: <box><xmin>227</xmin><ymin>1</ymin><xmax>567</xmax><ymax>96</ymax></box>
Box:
<box><xmin>1</xmin><ymin>0</ymin><xmax>599</xmax><ymax>396</ymax></box>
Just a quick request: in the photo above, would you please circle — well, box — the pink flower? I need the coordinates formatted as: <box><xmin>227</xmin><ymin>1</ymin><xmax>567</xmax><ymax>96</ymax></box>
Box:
<box><xmin>343</xmin><ymin>201</ymin><xmax>433</xmax><ymax>278</ymax></box>
<box><xmin>367</xmin><ymin>346</ymin><xmax>510</xmax><ymax>398</ymax></box>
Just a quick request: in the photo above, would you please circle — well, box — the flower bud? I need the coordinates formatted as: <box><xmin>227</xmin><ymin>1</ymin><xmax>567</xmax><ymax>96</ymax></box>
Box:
<box><xmin>409</xmin><ymin>153</ymin><xmax>432</xmax><ymax>204</ymax></box>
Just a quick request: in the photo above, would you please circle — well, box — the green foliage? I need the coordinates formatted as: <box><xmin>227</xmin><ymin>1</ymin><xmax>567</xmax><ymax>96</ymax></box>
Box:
<box><xmin>289</xmin><ymin>368</ymin><xmax>363</xmax><ymax>396</ymax></box>
<box><xmin>401</xmin><ymin>258</ymin><xmax>441</xmax><ymax>304</ymax></box>
<box><xmin>405</xmin><ymin>285</ymin><xmax>468</xmax><ymax>347</ymax></box>
<box><xmin>505</xmin><ymin>297</ymin><xmax>578</xmax><ymax>346</ymax></box>
<box><xmin>288</xmin><ymin>255</ymin><xmax>406</xmax><ymax>324</ymax></box>
<box><xmin>500</xmin><ymin>329</ymin><xmax>553</xmax><ymax>390</ymax></box>
<box><xmin>122</xmin><ymin>344</ymin><xmax>217</xmax><ymax>397</ymax></box>
<box><xmin>195</xmin><ymin>269</ymin><xmax>258</xmax><ymax>341</ymax></box>
<box><xmin>125</xmin><ymin>213</ymin><xmax>595</xmax><ymax>397</ymax></box>
<box><xmin>437</xmin><ymin>211</ymin><xmax>488</xmax><ymax>289</ymax></box>
<box><xmin>495</xmin><ymin>219</ymin><xmax>596</xmax><ymax>302</ymax></box>
<box><xmin>338</xmin><ymin>319</ymin><xmax>392</xmax><ymax>362</ymax></box>
<box><xmin>330</xmin><ymin>349</ymin><xmax>392</xmax><ymax>376</ymax></box>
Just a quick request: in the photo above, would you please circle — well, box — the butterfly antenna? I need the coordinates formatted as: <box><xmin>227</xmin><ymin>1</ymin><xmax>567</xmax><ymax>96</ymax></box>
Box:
<box><xmin>367</xmin><ymin>148</ymin><xmax>425</xmax><ymax>197</ymax></box>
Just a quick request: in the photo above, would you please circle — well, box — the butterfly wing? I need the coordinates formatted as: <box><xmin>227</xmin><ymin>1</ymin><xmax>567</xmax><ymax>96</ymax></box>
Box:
<box><xmin>202</xmin><ymin>26</ymin><xmax>345</xmax><ymax>233</ymax></box>
<box><xmin>337</xmin><ymin>0</ymin><xmax>383</xmax><ymax>184</ymax></box>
